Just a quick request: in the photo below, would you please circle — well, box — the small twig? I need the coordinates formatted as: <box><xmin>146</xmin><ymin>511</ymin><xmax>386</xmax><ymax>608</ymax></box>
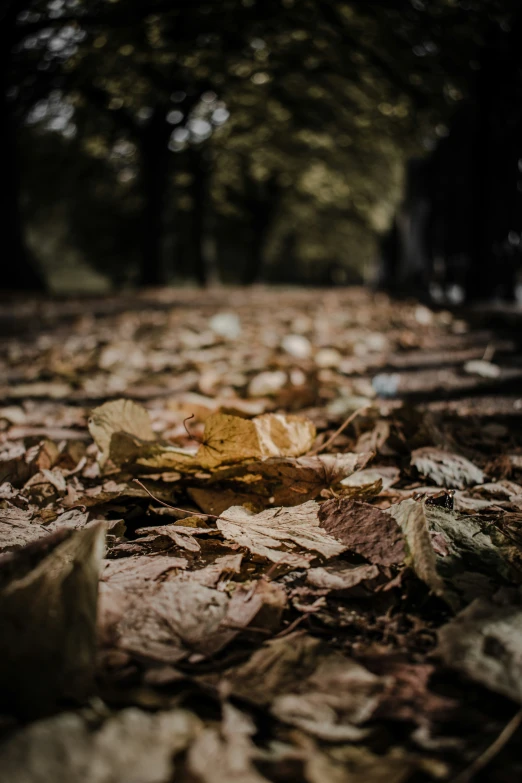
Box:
<box><xmin>274</xmin><ymin>614</ymin><xmax>307</xmax><ymax>638</ymax></box>
<box><xmin>450</xmin><ymin>708</ymin><xmax>522</xmax><ymax>783</ymax></box>
<box><xmin>307</xmin><ymin>405</ymin><xmax>370</xmax><ymax>456</ymax></box>
<box><xmin>183</xmin><ymin>413</ymin><xmax>204</xmax><ymax>444</ymax></box>
<box><xmin>132</xmin><ymin>479</ymin><xmax>238</xmax><ymax>524</ymax></box>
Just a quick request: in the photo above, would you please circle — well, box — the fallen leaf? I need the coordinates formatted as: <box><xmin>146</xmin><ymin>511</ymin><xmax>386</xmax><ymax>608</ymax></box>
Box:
<box><xmin>411</xmin><ymin>448</ymin><xmax>485</xmax><ymax>490</ymax></box>
<box><xmin>303</xmin><ymin>743</ymin><xmax>440</xmax><ymax>783</ymax></box>
<box><xmin>318</xmin><ymin>499</ymin><xmax>406</xmax><ymax>566</ymax></box>
<box><xmin>0</xmin><ymin>707</ymin><xmax>199</xmax><ymax>783</ymax></box>
<box><xmin>306</xmin><ymin>562</ymin><xmax>380</xmax><ymax>591</ymax></box>
<box><xmin>437</xmin><ymin>597</ymin><xmax>522</xmax><ymax>703</ymax></box>
<box><xmin>99</xmin><ymin>557</ymin><xmax>282</xmax><ymax>663</ymax></box>
<box><xmin>188</xmin><ymin>452</ymin><xmax>373</xmax><ymax>514</ymax></box>
<box><xmin>387</xmin><ymin>499</ymin><xmax>446</xmax><ymax>601</ymax></box>
<box><xmin>187</xmin><ymin>703</ymin><xmax>269</xmax><ymax>783</ymax></box>
<box><xmin>197</xmin><ymin>412</ymin><xmax>316</xmax><ymax>469</ymax></box>
<box><xmin>463</xmin><ymin>359</ymin><xmax>501</xmax><ymax>379</ymax></box>
<box><xmin>0</xmin><ymin>523</ymin><xmax>105</xmax><ymax>717</ymax></box>
<box><xmin>223</xmin><ymin>633</ymin><xmax>325</xmax><ymax>706</ymax></box>
<box><xmin>88</xmin><ymin>399</ymin><xmax>155</xmax><ymax>466</ymax></box>
<box><xmin>0</xmin><ymin>504</ymin><xmax>47</xmax><ymax>552</ymax></box>
<box><xmin>272</xmin><ymin>653</ymin><xmax>384</xmax><ymax>741</ymax></box>
<box><xmin>101</xmin><ymin>555</ymin><xmax>188</xmax><ymax>587</ymax></box>
<box><xmin>217</xmin><ymin>501</ymin><xmax>346</xmax><ymax>567</ymax></box>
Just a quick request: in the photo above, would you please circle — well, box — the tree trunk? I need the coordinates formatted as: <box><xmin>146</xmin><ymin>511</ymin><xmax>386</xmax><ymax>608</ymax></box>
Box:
<box><xmin>466</xmin><ymin>45</ymin><xmax>494</xmax><ymax>301</ymax></box>
<box><xmin>188</xmin><ymin>147</ymin><xmax>210</xmax><ymax>287</ymax></box>
<box><xmin>138</xmin><ymin>107</ymin><xmax>171</xmax><ymax>287</ymax></box>
<box><xmin>243</xmin><ymin>176</ymin><xmax>280</xmax><ymax>285</ymax></box>
<box><xmin>0</xmin><ymin>6</ymin><xmax>46</xmax><ymax>292</ymax></box>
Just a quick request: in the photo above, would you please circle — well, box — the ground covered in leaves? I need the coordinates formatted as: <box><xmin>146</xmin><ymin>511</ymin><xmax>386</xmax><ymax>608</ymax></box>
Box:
<box><xmin>2</xmin><ymin>287</ymin><xmax>522</xmax><ymax>783</ymax></box>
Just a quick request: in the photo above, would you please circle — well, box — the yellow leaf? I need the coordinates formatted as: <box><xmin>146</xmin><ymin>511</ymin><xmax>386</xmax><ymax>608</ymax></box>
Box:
<box><xmin>197</xmin><ymin>412</ymin><xmax>315</xmax><ymax>470</ymax></box>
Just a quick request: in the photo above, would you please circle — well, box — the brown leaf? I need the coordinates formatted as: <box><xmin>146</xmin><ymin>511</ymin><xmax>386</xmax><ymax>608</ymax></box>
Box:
<box><xmin>223</xmin><ymin>633</ymin><xmax>325</xmax><ymax>706</ymax></box>
<box><xmin>188</xmin><ymin>452</ymin><xmax>373</xmax><ymax>515</ymax></box>
<box><xmin>272</xmin><ymin>652</ymin><xmax>384</xmax><ymax>741</ymax></box>
<box><xmin>318</xmin><ymin>499</ymin><xmax>406</xmax><ymax>566</ymax></box>
<box><xmin>0</xmin><ymin>523</ymin><xmax>105</xmax><ymax>718</ymax></box>
<box><xmin>101</xmin><ymin>555</ymin><xmax>188</xmax><ymax>587</ymax></box>
<box><xmin>99</xmin><ymin>556</ymin><xmax>281</xmax><ymax>664</ymax></box>
<box><xmin>0</xmin><ymin>504</ymin><xmax>47</xmax><ymax>552</ymax></box>
<box><xmin>217</xmin><ymin>501</ymin><xmax>346</xmax><ymax>567</ymax></box>
<box><xmin>411</xmin><ymin>447</ymin><xmax>485</xmax><ymax>490</ymax></box>
<box><xmin>306</xmin><ymin>562</ymin><xmax>380</xmax><ymax>591</ymax></box>
<box><xmin>134</xmin><ymin>523</ymin><xmax>203</xmax><ymax>553</ymax></box>
<box><xmin>196</xmin><ymin>412</ymin><xmax>316</xmax><ymax>470</ymax></box>
<box><xmin>387</xmin><ymin>499</ymin><xmax>446</xmax><ymax>600</ymax></box>
<box><xmin>0</xmin><ymin>707</ymin><xmax>200</xmax><ymax>783</ymax></box>
<box><xmin>88</xmin><ymin>399</ymin><xmax>155</xmax><ymax>466</ymax></box>
<box><xmin>187</xmin><ymin>703</ymin><xmax>269</xmax><ymax>783</ymax></box>
<box><xmin>437</xmin><ymin>597</ymin><xmax>522</xmax><ymax>703</ymax></box>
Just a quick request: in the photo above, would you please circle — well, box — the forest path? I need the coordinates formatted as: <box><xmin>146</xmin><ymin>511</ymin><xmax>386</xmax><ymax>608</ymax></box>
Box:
<box><xmin>2</xmin><ymin>287</ymin><xmax>522</xmax><ymax>782</ymax></box>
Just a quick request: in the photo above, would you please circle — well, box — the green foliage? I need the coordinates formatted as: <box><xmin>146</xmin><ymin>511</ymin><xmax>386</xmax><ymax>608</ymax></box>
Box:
<box><xmin>9</xmin><ymin>0</ymin><xmax>519</xmax><ymax>287</ymax></box>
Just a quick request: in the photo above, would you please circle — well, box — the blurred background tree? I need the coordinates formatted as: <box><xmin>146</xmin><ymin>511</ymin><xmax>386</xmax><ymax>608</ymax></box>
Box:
<box><xmin>1</xmin><ymin>0</ymin><xmax>519</xmax><ymax>293</ymax></box>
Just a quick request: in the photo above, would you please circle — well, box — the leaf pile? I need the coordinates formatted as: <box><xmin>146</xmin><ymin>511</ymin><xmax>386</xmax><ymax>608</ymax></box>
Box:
<box><xmin>2</xmin><ymin>288</ymin><xmax>522</xmax><ymax>782</ymax></box>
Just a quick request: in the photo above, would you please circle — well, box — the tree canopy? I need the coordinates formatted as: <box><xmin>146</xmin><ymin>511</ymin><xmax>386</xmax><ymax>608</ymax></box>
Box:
<box><xmin>2</xmin><ymin>0</ymin><xmax>518</xmax><ymax>289</ymax></box>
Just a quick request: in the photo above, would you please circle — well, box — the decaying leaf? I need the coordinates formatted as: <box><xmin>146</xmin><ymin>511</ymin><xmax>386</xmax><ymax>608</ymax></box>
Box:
<box><xmin>134</xmin><ymin>523</ymin><xmax>204</xmax><ymax>553</ymax></box>
<box><xmin>187</xmin><ymin>703</ymin><xmax>269</xmax><ymax>783</ymax></box>
<box><xmin>188</xmin><ymin>452</ymin><xmax>373</xmax><ymax>515</ymax></box>
<box><xmin>387</xmin><ymin>499</ymin><xmax>446</xmax><ymax>600</ymax></box>
<box><xmin>197</xmin><ymin>412</ymin><xmax>316</xmax><ymax>469</ymax></box>
<box><xmin>319</xmin><ymin>499</ymin><xmax>406</xmax><ymax>566</ymax></box>
<box><xmin>0</xmin><ymin>523</ymin><xmax>105</xmax><ymax>717</ymax></box>
<box><xmin>272</xmin><ymin>653</ymin><xmax>385</xmax><ymax>741</ymax></box>
<box><xmin>89</xmin><ymin>402</ymin><xmax>316</xmax><ymax>475</ymax></box>
<box><xmin>424</xmin><ymin>504</ymin><xmax>519</xmax><ymax>604</ymax></box>
<box><xmin>99</xmin><ymin>558</ymin><xmax>285</xmax><ymax>663</ymax></box>
<box><xmin>223</xmin><ymin>633</ymin><xmax>325</xmax><ymax>706</ymax></box>
<box><xmin>0</xmin><ymin>707</ymin><xmax>200</xmax><ymax>783</ymax></box>
<box><xmin>89</xmin><ymin>399</ymin><xmax>155</xmax><ymax>467</ymax></box>
<box><xmin>437</xmin><ymin>597</ymin><xmax>522</xmax><ymax>703</ymax></box>
<box><xmin>341</xmin><ymin>466</ymin><xmax>400</xmax><ymax>491</ymax></box>
<box><xmin>302</xmin><ymin>742</ymin><xmax>439</xmax><ymax>783</ymax></box>
<box><xmin>109</xmin><ymin>431</ymin><xmax>197</xmax><ymax>473</ymax></box>
<box><xmin>0</xmin><ymin>504</ymin><xmax>47</xmax><ymax>552</ymax></box>
<box><xmin>101</xmin><ymin>554</ymin><xmax>188</xmax><ymax>587</ymax></box>
<box><xmin>411</xmin><ymin>448</ymin><xmax>485</xmax><ymax>490</ymax></box>
<box><xmin>217</xmin><ymin>501</ymin><xmax>346</xmax><ymax>567</ymax></box>
<box><xmin>306</xmin><ymin>561</ymin><xmax>380</xmax><ymax>591</ymax></box>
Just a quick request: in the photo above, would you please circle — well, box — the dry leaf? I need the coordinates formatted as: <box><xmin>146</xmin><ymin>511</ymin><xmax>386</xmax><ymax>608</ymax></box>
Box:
<box><xmin>223</xmin><ymin>633</ymin><xmax>325</xmax><ymax>706</ymax></box>
<box><xmin>303</xmin><ymin>743</ymin><xmax>427</xmax><ymax>783</ymax></box>
<box><xmin>187</xmin><ymin>703</ymin><xmax>269</xmax><ymax>783</ymax></box>
<box><xmin>306</xmin><ymin>562</ymin><xmax>380</xmax><ymax>591</ymax></box>
<box><xmin>0</xmin><ymin>504</ymin><xmax>48</xmax><ymax>552</ymax></box>
<box><xmin>387</xmin><ymin>499</ymin><xmax>446</xmax><ymax>600</ymax></box>
<box><xmin>99</xmin><ymin>557</ymin><xmax>282</xmax><ymax>663</ymax></box>
<box><xmin>217</xmin><ymin>501</ymin><xmax>346</xmax><ymax>567</ymax></box>
<box><xmin>0</xmin><ymin>523</ymin><xmax>105</xmax><ymax>718</ymax></box>
<box><xmin>89</xmin><ymin>399</ymin><xmax>155</xmax><ymax>466</ymax></box>
<box><xmin>272</xmin><ymin>653</ymin><xmax>384</xmax><ymax>741</ymax></box>
<box><xmin>318</xmin><ymin>499</ymin><xmax>406</xmax><ymax>566</ymax></box>
<box><xmin>0</xmin><ymin>707</ymin><xmax>199</xmax><ymax>783</ymax></box>
<box><xmin>437</xmin><ymin>597</ymin><xmax>522</xmax><ymax>703</ymax></box>
<box><xmin>411</xmin><ymin>448</ymin><xmax>485</xmax><ymax>490</ymax></box>
<box><xmin>196</xmin><ymin>412</ymin><xmax>316</xmax><ymax>470</ymax></box>
<box><xmin>101</xmin><ymin>555</ymin><xmax>188</xmax><ymax>587</ymax></box>
<box><xmin>188</xmin><ymin>452</ymin><xmax>373</xmax><ymax>515</ymax></box>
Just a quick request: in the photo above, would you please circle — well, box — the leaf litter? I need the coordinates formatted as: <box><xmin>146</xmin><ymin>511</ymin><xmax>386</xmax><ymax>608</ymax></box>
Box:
<box><xmin>2</xmin><ymin>288</ymin><xmax>522</xmax><ymax>781</ymax></box>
